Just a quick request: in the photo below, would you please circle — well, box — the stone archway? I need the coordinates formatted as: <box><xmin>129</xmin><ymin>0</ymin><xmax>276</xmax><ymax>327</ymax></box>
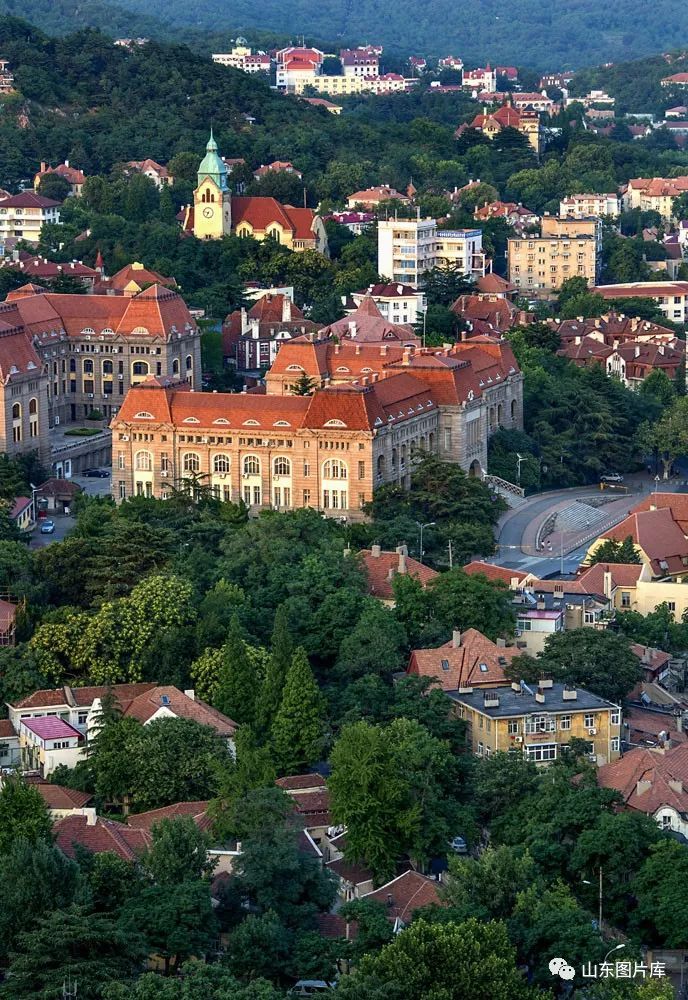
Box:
<box><xmin>469</xmin><ymin>459</ymin><xmax>482</xmax><ymax>478</ymax></box>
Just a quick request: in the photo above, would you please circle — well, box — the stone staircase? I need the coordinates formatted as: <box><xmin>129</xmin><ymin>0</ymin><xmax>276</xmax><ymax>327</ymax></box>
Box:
<box><xmin>483</xmin><ymin>474</ymin><xmax>526</xmax><ymax>508</ymax></box>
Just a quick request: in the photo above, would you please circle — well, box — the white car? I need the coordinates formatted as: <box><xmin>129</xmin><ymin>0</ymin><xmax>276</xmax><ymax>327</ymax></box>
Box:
<box><xmin>600</xmin><ymin>473</ymin><xmax>623</xmax><ymax>483</ymax></box>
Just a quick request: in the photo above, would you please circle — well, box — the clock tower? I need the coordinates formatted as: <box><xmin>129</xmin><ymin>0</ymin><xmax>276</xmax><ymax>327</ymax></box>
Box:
<box><xmin>192</xmin><ymin>129</ymin><xmax>231</xmax><ymax>240</ymax></box>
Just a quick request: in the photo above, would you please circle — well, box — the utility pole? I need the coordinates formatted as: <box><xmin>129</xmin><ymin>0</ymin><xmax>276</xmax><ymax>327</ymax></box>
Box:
<box><xmin>448</xmin><ymin>539</ymin><xmax>453</xmax><ymax>569</ymax></box>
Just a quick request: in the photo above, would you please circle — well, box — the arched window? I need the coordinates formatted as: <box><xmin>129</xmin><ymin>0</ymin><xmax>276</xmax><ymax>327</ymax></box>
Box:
<box><xmin>172</xmin><ymin>359</ymin><xmax>180</xmax><ymax>375</ymax></box>
<box><xmin>29</xmin><ymin>398</ymin><xmax>37</xmax><ymax>415</ymax></box>
<box><xmin>135</xmin><ymin>450</ymin><xmax>152</xmax><ymax>472</ymax></box>
<box><xmin>83</xmin><ymin>359</ymin><xmax>94</xmax><ymax>374</ymax></box>
<box><xmin>102</xmin><ymin>360</ymin><xmax>114</xmax><ymax>375</ymax></box>
<box><xmin>185</xmin><ymin>355</ymin><xmax>193</xmax><ymax>371</ymax></box>
<box><xmin>213</xmin><ymin>454</ymin><xmax>230</xmax><ymax>474</ymax></box>
<box><xmin>243</xmin><ymin>455</ymin><xmax>260</xmax><ymax>476</ymax></box>
<box><xmin>267</xmin><ymin>227</ymin><xmax>281</xmax><ymax>243</ymax></box>
<box><xmin>183</xmin><ymin>452</ymin><xmax>200</xmax><ymax>473</ymax></box>
<box><xmin>377</xmin><ymin>454</ymin><xmax>385</xmax><ymax>476</ymax></box>
<box><xmin>273</xmin><ymin>456</ymin><xmax>291</xmax><ymax>477</ymax></box>
<box><xmin>11</xmin><ymin>402</ymin><xmax>20</xmax><ymax>420</ymax></box>
<box><xmin>132</xmin><ymin>361</ymin><xmax>149</xmax><ymax>377</ymax></box>
<box><xmin>323</xmin><ymin>459</ymin><xmax>348</xmax><ymax>480</ymax></box>
<box><xmin>511</xmin><ymin>398</ymin><xmax>517</xmax><ymax>421</ymax></box>
<box><xmin>69</xmin><ymin>358</ymin><xmax>76</xmax><ymax>372</ymax></box>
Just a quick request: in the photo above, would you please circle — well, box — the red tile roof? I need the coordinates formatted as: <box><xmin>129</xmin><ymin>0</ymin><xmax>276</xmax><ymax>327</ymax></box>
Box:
<box><xmin>631</xmin><ymin>493</ymin><xmax>688</xmax><ymax>535</ymax></box>
<box><xmin>463</xmin><ymin>561</ymin><xmax>531</xmax><ymax>586</ymax></box>
<box><xmin>625</xmin><ymin>707</ymin><xmax>687</xmax><ymax>745</ymax></box>
<box><xmin>598</xmin><ymin>743</ymin><xmax>688</xmax><ymax>815</ymax></box>
<box><xmin>360</xmin><ymin>548</ymin><xmax>438</xmax><ymax>600</ymax></box>
<box><xmin>36</xmin><ymin>784</ymin><xmax>93</xmax><ymax>810</ymax></box>
<box><xmin>55</xmin><ymin>814</ymin><xmax>151</xmax><ymax>861</ymax></box>
<box><xmin>276</xmin><ymin>774</ymin><xmax>325</xmax><ymax>791</ymax></box>
<box><xmin>232</xmin><ymin>197</ymin><xmax>317</xmax><ymax>242</ymax></box>
<box><xmin>597</xmin><ymin>505</ymin><xmax>688</xmax><ymax>575</ymax></box>
<box><xmin>0</xmin><ymin>719</ymin><xmax>15</xmax><ymax>737</ymax></box>
<box><xmin>326</xmin><ymin>858</ymin><xmax>374</xmax><ymax>886</ymax></box>
<box><xmin>575</xmin><ymin>562</ymin><xmax>644</xmax><ymax>590</ymax></box>
<box><xmin>362</xmin><ymin>871</ymin><xmax>443</xmax><ymax>922</ymax></box>
<box><xmin>123</xmin><ymin>686</ymin><xmax>237</xmax><ymax>736</ymax></box>
<box><xmin>408</xmin><ymin>627</ymin><xmax>516</xmax><ymax>691</ymax></box>
<box><xmin>0</xmin><ymin>192</ymin><xmax>60</xmax><ymax>209</ymax></box>
<box><xmin>127</xmin><ymin>800</ymin><xmax>212</xmax><ymax>832</ymax></box>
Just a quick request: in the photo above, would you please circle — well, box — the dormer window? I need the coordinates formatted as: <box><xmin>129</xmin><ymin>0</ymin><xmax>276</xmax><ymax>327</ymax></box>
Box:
<box><xmin>213</xmin><ymin>418</ymin><xmax>230</xmax><ymax>425</ymax></box>
<box><xmin>324</xmin><ymin>419</ymin><xmax>346</xmax><ymax>427</ymax></box>
<box><xmin>243</xmin><ymin>419</ymin><xmax>260</xmax><ymax>426</ymax></box>
<box><xmin>183</xmin><ymin>417</ymin><xmax>200</xmax><ymax>424</ymax></box>
<box><xmin>134</xmin><ymin>411</ymin><xmax>154</xmax><ymax>419</ymax></box>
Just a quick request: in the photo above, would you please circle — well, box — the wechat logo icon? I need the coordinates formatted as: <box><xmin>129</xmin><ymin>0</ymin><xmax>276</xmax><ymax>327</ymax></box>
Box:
<box><xmin>549</xmin><ymin>957</ymin><xmax>576</xmax><ymax>981</ymax></box>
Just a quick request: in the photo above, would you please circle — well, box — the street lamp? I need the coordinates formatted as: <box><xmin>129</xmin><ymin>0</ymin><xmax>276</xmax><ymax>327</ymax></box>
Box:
<box><xmin>582</xmin><ymin>866</ymin><xmax>604</xmax><ymax>932</ymax></box>
<box><xmin>603</xmin><ymin>943</ymin><xmax>625</xmax><ymax>964</ymax></box>
<box><xmin>29</xmin><ymin>482</ymin><xmax>38</xmax><ymax>526</ymax></box>
<box><xmin>416</xmin><ymin>521</ymin><xmax>435</xmax><ymax>563</ymax></box>
<box><xmin>515</xmin><ymin>452</ymin><xmax>525</xmax><ymax>484</ymax></box>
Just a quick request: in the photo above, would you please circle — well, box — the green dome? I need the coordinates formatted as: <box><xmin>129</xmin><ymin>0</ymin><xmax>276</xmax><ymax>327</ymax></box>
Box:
<box><xmin>197</xmin><ymin>129</ymin><xmax>227</xmax><ymax>190</ymax></box>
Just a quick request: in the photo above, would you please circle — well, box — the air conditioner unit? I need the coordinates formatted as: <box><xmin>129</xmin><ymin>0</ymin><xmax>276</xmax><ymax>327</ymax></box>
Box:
<box><xmin>514</xmin><ymin>736</ymin><xmax>523</xmax><ymax>744</ymax></box>
<box><xmin>514</xmin><ymin>629</ymin><xmax>522</xmax><ymax>637</ymax></box>
<box><xmin>54</xmin><ymin>416</ymin><xmax>60</xmax><ymax>425</ymax></box>
<box><xmin>87</xmin><ymin>393</ymin><xmax>94</xmax><ymax>398</ymax></box>
<box><xmin>118</xmin><ymin>374</ymin><xmax>123</xmax><ymax>379</ymax></box>
<box><xmin>160</xmin><ymin>470</ymin><xmax>168</xmax><ymax>477</ymax></box>
<box><xmin>121</xmin><ymin>435</ymin><xmax>129</xmax><ymax>441</ymax></box>
<box><xmin>588</xmin><ymin>727</ymin><xmax>597</xmax><ymax>736</ymax></box>
<box><xmin>242</xmin><ymin>473</ymin><xmax>250</xmax><ymax>479</ymax></box>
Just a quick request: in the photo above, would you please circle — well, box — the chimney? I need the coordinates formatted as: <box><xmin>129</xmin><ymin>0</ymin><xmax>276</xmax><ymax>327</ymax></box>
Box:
<box><xmin>371</xmin><ymin>544</ymin><xmax>382</xmax><ymax>558</ymax></box>
<box><xmin>40</xmin><ymin>161</ymin><xmax>46</xmax><ymax>173</ymax></box>
<box><xmin>496</xmin><ymin>638</ymin><xmax>506</xmax><ymax>648</ymax></box>
<box><xmin>282</xmin><ymin>296</ymin><xmax>292</xmax><ymax>322</ymax></box>
<box><xmin>562</xmin><ymin>686</ymin><xmax>577</xmax><ymax>700</ymax></box>
<box><xmin>535</xmin><ymin>689</ymin><xmax>546</xmax><ymax>703</ymax></box>
<box><xmin>402</xmin><ymin>347</ymin><xmax>411</xmax><ymax>366</ymax></box>
<box><xmin>334</xmin><ymin>344</ymin><xmax>339</xmax><ymax>355</ymax></box>
<box><xmin>603</xmin><ymin>571</ymin><xmax>613</xmax><ymax>599</ymax></box>
<box><xmin>635</xmin><ymin>345</ymin><xmax>640</xmax><ymax>358</ymax></box>
<box><xmin>452</xmin><ymin>630</ymin><xmax>461</xmax><ymax>648</ymax></box>
<box><xmin>64</xmin><ymin>158</ymin><xmax>69</xmax><ymax>167</ymax></box>
<box><xmin>398</xmin><ymin>550</ymin><xmax>408</xmax><ymax>574</ymax></box>
<box><xmin>184</xmin><ymin>688</ymin><xmax>196</xmax><ymax>701</ymax></box>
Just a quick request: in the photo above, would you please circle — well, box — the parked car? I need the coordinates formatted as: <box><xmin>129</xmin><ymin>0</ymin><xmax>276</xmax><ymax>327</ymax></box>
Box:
<box><xmin>600</xmin><ymin>473</ymin><xmax>623</xmax><ymax>483</ymax></box>
<box><xmin>84</xmin><ymin>468</ymin><xmax>109</xmax><ymax>478</ymax></box>
<box><xmin>448</xmin><ymin>835</ymin><xmax>468</xmax><ymax>854</ymax></box>
<box><xmin>40</xmin><ymin>520</ymin><xmax>55</xmax><ymax>534</ymax></box>
<box><xmin>288</xmin><ymin>983</ymin><xmax>336</xmax><ymax>997</ymax></box>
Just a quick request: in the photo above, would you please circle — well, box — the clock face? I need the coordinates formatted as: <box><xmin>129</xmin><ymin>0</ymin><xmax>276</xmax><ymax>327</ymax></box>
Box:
<box><xmin>203</xmin><ymin>206</ymin><xmax>214</xmax><ymax>219</ymax></box>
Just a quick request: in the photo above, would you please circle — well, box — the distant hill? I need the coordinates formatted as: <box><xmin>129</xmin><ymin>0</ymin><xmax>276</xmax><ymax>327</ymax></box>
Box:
<box><xmin>571</xmin><ymin>53</ymin><xmax>688</xmax><ymax>114</ymax></box>
<box><xmin>95</xmin><ymin>0</ymin><xmax>688</xmax><ymax>68</ymax></box>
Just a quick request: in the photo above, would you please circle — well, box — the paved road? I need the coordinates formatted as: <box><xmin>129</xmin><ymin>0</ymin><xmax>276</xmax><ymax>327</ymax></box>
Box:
<box><xmin>28</xmin><ymin>471</ymin><xmax>111</xmax><ymax>549</ymax></box>
<box><xmin>489</xmin><ymin>475</ymin><xmax>688</xmax><ymax>579</ymax></box>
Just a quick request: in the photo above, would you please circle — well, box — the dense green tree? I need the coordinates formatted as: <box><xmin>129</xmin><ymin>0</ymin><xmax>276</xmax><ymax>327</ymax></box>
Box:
<box><xmin>334</xmin><ymin>599</ymin><xmax>407</xmax><ymax>680</ymax></box>
<box><xmin>214</xmin><ymin>615</ymin><xmax>259</xmax><ymax>726</ymax></box>
<box><xmin>329</xmin><ymin>717</ymin><xmax>462</xmax><ymax>881</ymax></box>
<box><xmin>121</xmin><ymin>882</ymin><xmax>217</xmax><ymax>976</ymax></box>
<box><xmin>256</xmin><ymin>603</ymin><xmax>294</xmax><ymax>734</ymax></box>
<box><xmin>588</xmin><ymin>535</ymin><xmax>642</xmax><ymax>565</ymax></box>
<box><xmin>527</xmin><ymin>628</ymin><xmax>642</xmax><ymax>704</ymax></box>
<box><xmin>443</xmin><ymin>845</ymin><xmax>539</xmax><ymax>921</ymax></box>
<box><xmin>0</xmin><ymin>774</ymin><xmax>53</xmax><ymax>856</ymax></box>
<box><xmin>336</xmin><ymin>918</ymin><xmax>542</xmax><ymax>1000</ymax></box>
<box><xmin>209</xmin><ymin>726</ymin><xmax>277</xmax><ymax>843</ymax></box>
<box><xmin>0</xmin><ymin>904</ymin><xmax>145</xmax><ymax>1000</ymax></box>
<box><xmin>142</xmin><ymin>815</ymin><xmax>216</xmax><ymax>885</ymax></box>
<box><xmin>37</xmin><ymin>172</ymin><xmax>71</xmax><ymax>201</ymax></box>
<box><xmin>632</xmin><ymin>839</ymin><xmax>688</xmax><ymax>946</ymax></box>
<box><xmin>0</xmin><ymin>840</ymin><xmax>85</xmax><ymax>963</ymax></box>
<box><xmin>638</xmin><ymin>396</ymin><xmax>688</xmax><ymax>479</ymax></box>
<box><xmin>103</xmin><ymin>964</ymin><xmax>284</xmax><ymax>999</ymax></box>
<box><xmin>271</xmin><ymin>647</ymin><xmax>325</xmax><ymax>774</ymax></box>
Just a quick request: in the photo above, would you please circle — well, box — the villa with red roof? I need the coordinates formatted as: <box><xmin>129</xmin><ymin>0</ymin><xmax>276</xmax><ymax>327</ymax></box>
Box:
<box><xmin>34</xmin><ymin>160</ymin><xmax>86</xmax><ymax>197</ymax></box>
<box><xmin>361</xmin><ymin>871</ymin><xmax>444</xmax><ymax>931</ymax></box>
<box><xmin>360</xmin><ymin>544</ymin><xmax>438</xmax><ymax>604</ymax></box>
<box><xmin>0</xmin><ymin>191</ymin><xmax>61</xmax><ymax>243</ymax></box>
<box><xmin>345</xmin><ymin>283</ymin><xmax>427</xmax><ymax>326</ymax></box>
<box><xmin>597</xmin><ymin>743</ymin><xmax>688</xmax><ymax>838</ymax></box>
<box><xmin>456</xmin><ymin>101</ymin><xmax>542</xmax><ymax>154</ymax></box>
<box><xmin>408</xmin><ymin>627</ymin><xmax>516</xmax><ymax>691</ymax></box>
<box><xmin>222</xmin><ymin>292</ymin><xmax>320</xmax><ymax>370</ymax></box>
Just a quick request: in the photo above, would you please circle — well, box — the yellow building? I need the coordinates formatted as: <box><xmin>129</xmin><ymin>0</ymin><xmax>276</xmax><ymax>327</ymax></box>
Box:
<box><xmin>191</xmin><ymin>131</ymin><xmax>232</xmax><ymax>240</ymax></box>
<box><xmin>450</xmin><ymin>680</ymin><xmax>621</xmax><ymax>765</ymax></box>
<box><xmin>508</xmin><ymin>216</ymin><xmax>600</xmax><ymax>298</ymax></box>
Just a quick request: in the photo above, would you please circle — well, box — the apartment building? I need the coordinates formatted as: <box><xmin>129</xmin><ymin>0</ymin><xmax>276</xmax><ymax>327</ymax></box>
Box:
<box><xmin>378</xmin><ymin>218</ymin><xmax>487</xmax><ymax>287</ymax></box>
<box><xmin>340</xmin><ymin>48</ymin><xmax>379</xmax><ymax>78</ymax></box>
<box><xmin>211</xmin><ymin>45</ymin><xmax>270</xmax><ymax>74</ymax></box>
<box><xmin>346</xmin><ymin>283</ymin><xmax>426</xmax><ymax>325</ymax></box>
<box><xmin>450</xmin><ymin>680</ymin><xmax>622</xmax><ymax>765</ymax></box>
<box><xmin>594</xmin><ymin>281</ymin><xmax>688</xmax><ymax>323</ymax></box>
<box><xmin>623</xmin><ymin>176</ymin><xmax>688</xmax><ymax>221</ymax></box>
<box><xmin>508</xmin><ymin>216</ymin><xmax>600</xmax><ymax>297</ymax></box>
<box><xmin>559</xmin><ymin>193</ymin><xmax>620</xmax><ymax>218</ymax></box>
<box><xmin>0</xmin><ymin>192</ymin><xmax>61</xmax><ymax>243</ymax></box>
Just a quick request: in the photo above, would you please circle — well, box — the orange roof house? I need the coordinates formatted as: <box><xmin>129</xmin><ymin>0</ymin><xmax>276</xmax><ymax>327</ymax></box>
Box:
<box><xmin>33</xmin><ymin>160</ymin><xmax>86</xmax><ymax>196</ymax></box>
<box><xmin>55</xmin><ymin>813</ymin><xmax>152</xmax><ymax>861</ymax></box>
<box><xmin>456</xmin><ymin>102</ymin><xmax>542</xmax><ymax>154</ymax></box>
<box><xmin>597</xmin><ymin>743</ymin><xmax>688</xmax><ymax>837</ymax></box>
<box><xmin>316</xmin><ymin>296</ymin><xmax>420</xmax><ymax>346</ymax></box>
<box><xmin>361</xmin><ymin>871</ymin><xmax>443</xmax><ymax>929</ymax></box>
<box><xmin>360</xmin><ymin>544</ymin><xmax>438</xmax><ymax>603</ymax></box>
<box><xmin>346</xmin><ymin>185</ymin><xmax>410</xmax><ymax>210</ymax></box>
<box><xmin>94</xmin><ymin>261</ymin><xmax>178</xmax><ymax>296</ymax></box>
<box><xmin>407</xmin><ymin>627</ymin><xmax>516</xmax><ymax>691</ymax></box>
<box><xmin>585</xmin><ymin>497</ymin><xmax>688</xmax><ymax>578</ymax></box>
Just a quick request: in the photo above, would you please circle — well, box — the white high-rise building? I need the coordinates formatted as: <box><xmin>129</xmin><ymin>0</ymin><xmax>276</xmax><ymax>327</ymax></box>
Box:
<box><xmin>377</xmin><ymin>217</ymin><xmax>487</xmax><ymax>287</ymax></box>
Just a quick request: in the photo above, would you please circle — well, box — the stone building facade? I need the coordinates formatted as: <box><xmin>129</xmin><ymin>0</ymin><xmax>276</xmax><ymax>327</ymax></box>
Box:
<box><xmin>111</xmin><ymin>333</ymin><xmax>522</xmax><ymax>512</ymax></box>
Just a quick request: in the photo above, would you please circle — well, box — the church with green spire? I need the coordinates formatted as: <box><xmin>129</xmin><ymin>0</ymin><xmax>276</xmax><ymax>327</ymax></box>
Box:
<box><xmin>192</xmin><ymin>129</ymin><xmax>231</xmax><ymax>239</ymax></box>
